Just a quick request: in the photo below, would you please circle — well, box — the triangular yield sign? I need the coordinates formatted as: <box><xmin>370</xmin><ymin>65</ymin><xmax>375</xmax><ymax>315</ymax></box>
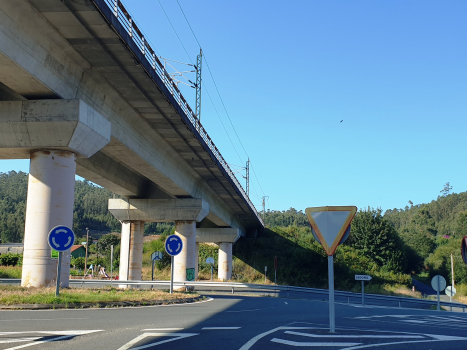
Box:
<box><xmin>305</xmin><ymin>206</ymin><xmax>357</xmax><ymax>256</ymax></box>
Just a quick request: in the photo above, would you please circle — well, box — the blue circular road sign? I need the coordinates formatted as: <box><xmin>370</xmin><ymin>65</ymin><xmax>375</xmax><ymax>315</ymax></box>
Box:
<box><xmin>165</xmin><ymin>235</ymin><xmax>183</xmax><ymax>256</ymax></box>
<box><xmin>48</xmin><ymin>226</ymin><xmax>75</xmax><ymax>252</ymax></box>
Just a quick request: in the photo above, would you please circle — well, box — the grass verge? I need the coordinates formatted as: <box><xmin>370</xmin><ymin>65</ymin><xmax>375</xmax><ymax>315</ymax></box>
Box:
<box><xmin>0</xmin><ymin>285</ymin><xmax>199</xmax><ymax>306</ymax></box>
<box><xmin>0</xmin><ymin>266</ymin><xmax>22</xmax><ymax>278</ymax></box>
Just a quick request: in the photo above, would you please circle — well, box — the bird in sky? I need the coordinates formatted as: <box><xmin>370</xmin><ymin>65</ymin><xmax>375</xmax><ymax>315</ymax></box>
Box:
<box><xmin>340</xmin><ymin>120</ymin><xmax>343</xmax><ymax>123</ymax></box>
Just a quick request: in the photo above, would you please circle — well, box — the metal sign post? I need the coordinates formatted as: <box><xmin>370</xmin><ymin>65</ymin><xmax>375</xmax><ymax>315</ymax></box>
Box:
<box><xmin>328</xmin><ymin>255</ymin><xmax>335</xmax><ymax>332</ymax></box>
<box><xmin>47</xmin><ymin>226</ymin><xmax>75</xmax><ymax>297</ymax></box>
<box><xmin>306</xmin><ymin>206</ymin><xmax>357</xmax><ymax>334</ymax></box>
<box><xmin>355</xmin><ymin>275</ymin><xmax>372</xmax><ymax>305</ymax></box>
<box><xmin>165</xmin><ymin>236</ymin><xmax>183</xmax><ymax>294</ymax></box>
<box><xmin>264</xmin><ymin>266</ymin><xmax>267</xmax><ymax>284</ymax></box>
<box><xmin>431</xmin><ymin>275</ymin><xmax>446</xmax><ymax>311</ymax></box>
<box><xmin>206</xmin><ymin>257</ymin><xmax>214</xmax><ymax>281</ymax></box>
<box><xmin>274</xmin><ymin>256</ymin><xmax>277</xmax><ymax>285</ymax></box>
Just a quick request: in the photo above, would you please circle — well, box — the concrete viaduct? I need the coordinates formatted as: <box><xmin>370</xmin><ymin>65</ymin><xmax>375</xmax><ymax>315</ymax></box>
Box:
<box><xmin>0</xmin><ymin>0</ymin><xmax>263</xmax><ymax>287</ymax></box>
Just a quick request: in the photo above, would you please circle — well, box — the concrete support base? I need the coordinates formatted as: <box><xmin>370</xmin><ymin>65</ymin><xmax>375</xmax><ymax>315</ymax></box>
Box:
<box><xmin>118</xmin><ymin>221</ymin><xmax>144</xmax><ymax>288</ymax></box>
<box><xmin>218</xmin><ymin>242</ymin><xmax>232</xmax><ymax>281</ymax></box>
<box><xmin>174</xmin><ymin>221</ymin><xmax>196</xmax><ymax>282</ymax></box>
<box><xmin>21</xmin><ymin>150</ymin><xmax>76</xmax><ymax>288</ymax></box>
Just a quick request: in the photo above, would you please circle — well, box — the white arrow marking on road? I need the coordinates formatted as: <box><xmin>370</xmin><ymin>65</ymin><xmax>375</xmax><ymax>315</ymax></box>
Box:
<box><xmin>51</xmin><ymin>237</ymin><xmax>60</xmax><ymax>248</ymax></box>
<box><xmin>271</xmin><ymin>339</ymin><xmax>361</xmax><ymax>347</ymax></box>
<box><xmin>117</xmin><ymin>333</ymin><xmax>198</xmax><ymax>350</ymax></box>
<box><xmin>2</xmin><ymin>331</ymin><xmax>102</xmax><ymax>350</ymax></box>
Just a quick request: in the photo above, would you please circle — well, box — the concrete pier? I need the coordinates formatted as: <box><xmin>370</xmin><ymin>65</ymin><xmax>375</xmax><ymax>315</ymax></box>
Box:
<box><xmin>109</xmin><ymin>198</ymin><xmax>209</xmax><ymax>282</ymax></box>
<box><xmin>174</xmin><ymin>221</ymin><xmax>197</xmax><ymax>282</ymax></box>
<box><xmin>21</xmin><ymin>150</ymin><xmax>76</xmax><ymax>288</ymax></box>
<box><xmin>118</xmin><ymin>221</ymin><xmax>144</xmax><ymax>287</ymax></box>
<box><xmin>218</xmin><ymin>242</ymin><xmax>233</xmax><ymax>281</ymax></box>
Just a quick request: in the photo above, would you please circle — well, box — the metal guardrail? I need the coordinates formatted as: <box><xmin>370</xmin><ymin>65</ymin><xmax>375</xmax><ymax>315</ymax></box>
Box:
<box><xmin>1</xmin><ymin>278</ymin><xmax>465</xmax><ymax>312</ymax></box>
<box><xmin>95</xmin><ymin>0</ymin><xmax>263</xmax><ymax>226</ymax></box>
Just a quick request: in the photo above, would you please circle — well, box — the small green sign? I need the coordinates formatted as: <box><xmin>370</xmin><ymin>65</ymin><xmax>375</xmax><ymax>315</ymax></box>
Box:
<box><xmin>51</xmin><ymin>249</ymin><xmax>59</xmax><ymax>259</ymax></box>
<box><xmin>186</xmin><ymin>268</ymin><xmax>195</xmax><ymax>281</ymax></box>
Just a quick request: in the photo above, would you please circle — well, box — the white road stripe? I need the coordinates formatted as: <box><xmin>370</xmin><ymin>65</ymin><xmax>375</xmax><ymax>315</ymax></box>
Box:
<box><xmin>0</xmin><ymin>338</ymin><xmax>41</xmax><ymax>344</ymax></box>
<box><xmin>4</xmin><ymin>335</ymin><xmax>73</xmax><ymax>350</ymax></box>
<box><xmin>202</xmin><ymin>327</ymin><xmax>241</xmax><ymax>330</ymax></box>
<box><xmin>141</xmin><ymin>328</ymin><xmax>183</xmax><ymax>331</ymax></box>
<box><xmin>117</xmin><ymin>333</ymin><xmax>198</xmax><ymax>350</ymax></box>
<box><xmin>285</xmin><ymin>331</ymin><xmax>424</xmax><ymax>339</ymax></box>
<box><xmin>271</xmin><ymin>338</ymin><xmax>361</xmax><ymax>347</ymax></box>
<box><xmin>239</xmin><ymin>327</ymin><xmax>316</xmax><ymax>350</ymax></box>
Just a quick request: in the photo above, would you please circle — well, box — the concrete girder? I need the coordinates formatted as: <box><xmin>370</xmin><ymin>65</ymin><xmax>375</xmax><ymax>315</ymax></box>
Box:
<box><xmin>196</xmin><ymin>228</ymin><xmax>242</xmax><ymax>243</ymax></box>
<box><xmin>108</xmin><ymin>198</ymin><xmax>209</xmax><ymax>223</ymax></box>
<box><xmin>0</xmin><ymin>99</ymin><xmax>111</xmax><ymax>158</ymax></box>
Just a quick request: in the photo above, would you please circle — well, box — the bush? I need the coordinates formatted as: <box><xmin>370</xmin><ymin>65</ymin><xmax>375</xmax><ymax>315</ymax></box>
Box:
<box><xmin>0</xmin><ymin>253</ymin><xmax>22</xmax><ymax>266</ymax></box>
<box><xmin>71</xmin><ymin>257</ymin><xmax>85</xmax><ymax>270</ymax></box>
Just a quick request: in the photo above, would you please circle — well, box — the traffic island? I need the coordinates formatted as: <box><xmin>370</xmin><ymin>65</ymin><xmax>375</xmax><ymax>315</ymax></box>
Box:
<box><xmin>0</xmin><ymin>285</ymin><xmax>202</xmax><ymax>310</ymax></box>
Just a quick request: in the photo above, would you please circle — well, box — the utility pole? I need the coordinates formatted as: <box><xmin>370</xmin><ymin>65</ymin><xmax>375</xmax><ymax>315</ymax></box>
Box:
<box><xmin>451</xmin><ymin>253</ymin><xmax>455</xmax><ymax>288</ymax></box>
<box><xmin>246</xmin><ymin>158</ymin><xmax>250</xmax><ymax>197</ymax></box>
<box><xmin>195</xmin><ymin>48</ymin><xmax>202</xmax><ymax>129</ymax></box>
<box><xmin>85</xmin><ymin>227</ymin><xmax>89</xmax><ymax>271</ymax></box>
<box><xmin>261</xmin><ymin>196</ymin><xmax>269</xmax><ymax>220</ymax></box>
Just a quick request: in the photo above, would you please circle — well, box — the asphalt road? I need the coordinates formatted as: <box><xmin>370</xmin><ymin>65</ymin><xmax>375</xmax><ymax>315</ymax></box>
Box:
<box><xmin>1</xmin><ymin>294</ymin><xmax>467</xmax><ymax>349</ymax></box>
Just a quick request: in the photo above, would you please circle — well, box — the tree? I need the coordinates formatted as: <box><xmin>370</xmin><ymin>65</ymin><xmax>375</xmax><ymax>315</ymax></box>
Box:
<box><xmin>96</xmin><ymin>234</ymin><xmax>120</xmax><ymax>254</ymax></box>
<box><xmin>440</xmin><ymin>182</ymin><xmax>452</xmax><ymax>197</ymax></box>
<box><xmin>348</xmin><ymin>208</ymin><xmax>407</xmax><ymax>273</ymax></box>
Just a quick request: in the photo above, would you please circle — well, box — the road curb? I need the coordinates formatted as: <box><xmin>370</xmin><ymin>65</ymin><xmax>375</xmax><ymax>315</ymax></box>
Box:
<box><xmin>0</xmin><ymin>296</ymin><xmax>204</xmax><ymax>310</ymax></box>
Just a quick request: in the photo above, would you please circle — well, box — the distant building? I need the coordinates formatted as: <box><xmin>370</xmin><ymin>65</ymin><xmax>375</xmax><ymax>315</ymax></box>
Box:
<box><xmin>0</xmin><ymin>243</ymin><xmax>24</xmax><ymax>255</ymax></box>
<box><xmin>70</xmin><ymin>245</ymin><xmax>86</xmax><ymax>258</ymax></box>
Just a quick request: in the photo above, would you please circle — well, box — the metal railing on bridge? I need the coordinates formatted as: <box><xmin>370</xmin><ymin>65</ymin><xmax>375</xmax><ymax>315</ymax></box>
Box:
<box><xmin>96</xmin><ymin>0</ymin><xmax>263</xmax><ymax>226</ymax></box>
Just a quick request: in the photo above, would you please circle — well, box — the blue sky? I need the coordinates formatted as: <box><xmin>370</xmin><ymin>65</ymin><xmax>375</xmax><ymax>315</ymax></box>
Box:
<box><xmin>1</xmin><ymin>0</ymin><xmax>466</xmax><ymax>213</ymax></box>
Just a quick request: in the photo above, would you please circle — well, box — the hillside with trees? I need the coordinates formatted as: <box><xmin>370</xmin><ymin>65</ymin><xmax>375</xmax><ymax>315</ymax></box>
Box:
<box><xmin>1</xmin><ymin>171</ymin><xmax>466</xmax><ymax>296</ymax></box>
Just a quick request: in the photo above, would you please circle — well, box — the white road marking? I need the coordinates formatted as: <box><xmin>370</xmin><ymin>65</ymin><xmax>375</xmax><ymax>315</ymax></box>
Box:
<box><xmin>239</xmin><ymin>327</ymin><xmax>315</xmax><ymax>350</ymax></box>
<box><xmin>141</xmin><ymin>328</ymin><xmax>183</xmax><ymax>331</ymax></box>
<box><xmin>271</xmin><ymin>338</ymin><xmax>361</xmax><ymax>347</ymax></box>
<box><xmin>285</xmin><ymin>331</ymin><xmax>424</xmax><ymax>339</ymax></box>
<box><xmin>0</xmin><ymin>330</ymin><xmax>103</xmax><ymax>350</ymax></box>
<box><xmin>0</xmin><ymin>338</ymin><xmax>41</xmax><ymax>344</ymax></box>
<box><xmin>4</xmin><ymin>335</ymin><xmax>73</xmax><ymax>350</ymax></box>
<box><xmin>285</xmin><ymin>302</ymin><xmax>288</xmax><ymax>305</ymax></box>
<box><xmin>0</xmin><ymin>318</ymin><xmax>88</xmax><ymax>322</ymax></box>
<box><xmin>226</xmin><ymin>308</ymin><xmax>261</xmax><ymax>313</ymax></box>
<box><xmin>402</xmin><ymin>320</ymin><xmax>426</xmax><ymax>324</ymax></box>
<box><xmin>202</xmin><ymin>327</ymin><xmax>241</xmax><ymax>330</ymax></box>
<box><xmin>117</xmin><ymin>332</ymin><xmax>198</xmax><ymax>350</ymax></box>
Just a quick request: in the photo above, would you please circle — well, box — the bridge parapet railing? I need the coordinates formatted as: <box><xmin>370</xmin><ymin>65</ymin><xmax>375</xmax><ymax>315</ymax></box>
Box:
<box><xmin>100</xmin><ymin>0</ymin><xmax>263</xmax><ymax>226</ymax></box>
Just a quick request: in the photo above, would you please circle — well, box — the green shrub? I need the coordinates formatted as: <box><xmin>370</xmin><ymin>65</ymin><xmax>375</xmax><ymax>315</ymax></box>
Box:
<box><xmin>71</xmin><ymin>257</ymin><xmax>85</xmax><ymax>270</ymax></box>
<box><xmin>0</xmin><ymin>253</ymin><xmax>22</xmax><ymax>266</ymax></box>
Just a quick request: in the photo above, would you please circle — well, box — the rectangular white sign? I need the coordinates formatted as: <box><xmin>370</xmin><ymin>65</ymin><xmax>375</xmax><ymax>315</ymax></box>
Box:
<box><xmin>355</xmin><ymin>275</ymin><xmax>372</xmax><ymax>281</ymax></box>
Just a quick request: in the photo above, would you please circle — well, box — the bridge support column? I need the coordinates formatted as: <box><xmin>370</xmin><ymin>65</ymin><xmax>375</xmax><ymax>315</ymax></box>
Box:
<box><xmin>118</xmin><ymin>221</ymin><xmax>144</xmax><ymax>287</ymax></box>
<box><xmin>218</xmin><ymin>242</ymin><xmax>232</xmax><ymax>281</ymax></box>
<box><xmin>21</xmin><ymin>150</ymin><xmax>76</xmax><ymax>288</ymax></box>
<box><xmin>174</xmin><ymin>221</ymin><xmax>197</xmax><ymax>282</ymax></box>
<box><xmin>195</xmin><ymin>242</ymin><xmax>199</xmax><ymax>280</ymax></box>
